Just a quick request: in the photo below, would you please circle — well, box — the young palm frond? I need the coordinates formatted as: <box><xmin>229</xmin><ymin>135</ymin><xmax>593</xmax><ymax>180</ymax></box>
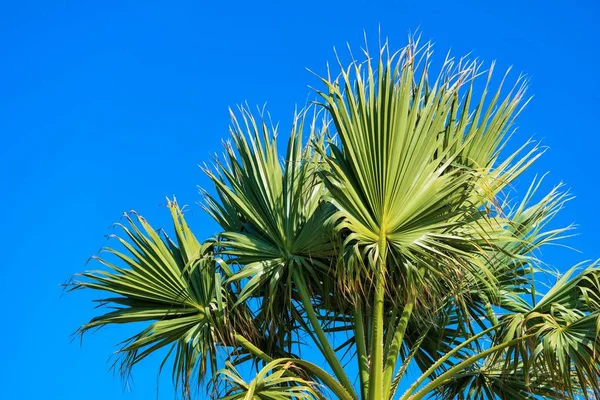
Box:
<box><xmin>217</xmin><ymin>360</ymin><xmax>322</xmax><ymax>400</ymax></box>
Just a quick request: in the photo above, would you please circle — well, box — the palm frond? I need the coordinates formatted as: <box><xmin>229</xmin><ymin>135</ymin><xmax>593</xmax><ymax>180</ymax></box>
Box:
<box><xmin>314</xmin><ymin>38</ymin><xmax>537</xmax><ymax>310</ymax></box>
<box><xmin>202</xmin><ymin>106</ymin><xmax>336</xmax><ymax>349</ymax></box>
<box><xmin>217</xmin><ymin>360</ymin><xmax>322</xmax><ymax>400</ymax></box>
<box><xmin>484</xmin><ymin>263</ymin><xmax>600</xmax><ymax>399</ymax></box>
<box><xmin>68</xmin><ymin>200</ymin><xmax>254</xmax><ymax>397</ymax></box>
<box><xmin>314</xmin><ymin>37</ymin><xmax>541</xmax><ymax>399</ymax></box>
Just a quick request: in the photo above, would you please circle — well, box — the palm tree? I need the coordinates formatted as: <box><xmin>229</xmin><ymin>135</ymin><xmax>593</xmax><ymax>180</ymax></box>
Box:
<box><xmin>69</xmin><ymin>38</ymin><xmax>600</xmax><ymax>399</ymax></box>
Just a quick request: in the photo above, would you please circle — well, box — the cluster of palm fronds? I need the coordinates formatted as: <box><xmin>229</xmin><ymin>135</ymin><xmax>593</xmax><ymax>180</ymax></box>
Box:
<box><xmin>69</xmin><ymin>38</ymin><xmax>600</xmax><ymax>399</ymax></box>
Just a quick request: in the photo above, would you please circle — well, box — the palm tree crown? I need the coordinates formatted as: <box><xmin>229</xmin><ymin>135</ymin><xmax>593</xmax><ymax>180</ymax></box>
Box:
<box><xmin>69</xmin><ymin>38</ymin><xmax>600</xmax><ymax>400</ymax></box>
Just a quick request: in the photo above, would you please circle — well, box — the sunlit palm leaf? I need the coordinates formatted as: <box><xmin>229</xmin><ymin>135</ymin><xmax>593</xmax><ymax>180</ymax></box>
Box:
<box><xmin>313</xmin><ymin>37</ymin><xmax>541</xmax><ymax>399</ymax></box>
<box><xmin>315</xmin><ymin>41</ymin><xmax>525</xmax><ymax>296</ymax></box>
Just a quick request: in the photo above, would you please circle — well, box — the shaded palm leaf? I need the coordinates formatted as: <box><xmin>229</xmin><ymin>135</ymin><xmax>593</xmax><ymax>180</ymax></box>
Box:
<box><xmin>435</xmin><ymin>360</ymin><xmax>570</xmax><ymax>399</ymax></box>
<box><xmin>496</xmin><ymin>263</ymin><xmax>600</xmax><ymax>398</ymax></box>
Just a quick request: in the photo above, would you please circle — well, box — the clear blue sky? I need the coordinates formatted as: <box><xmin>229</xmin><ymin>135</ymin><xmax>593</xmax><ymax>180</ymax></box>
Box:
<box><xmin>1</xmin><ymin>1</ymin><xmax>599</xmax><ymax>398</ymax></box>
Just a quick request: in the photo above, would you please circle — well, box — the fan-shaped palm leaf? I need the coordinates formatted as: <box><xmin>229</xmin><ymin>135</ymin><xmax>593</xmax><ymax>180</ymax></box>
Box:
<box><xmin>69</xmin><ymin>200</ymin><xmax>255</xmax><ymax>397</ymax></box>
<box><xmin>203</xmin><ymin>107</ymin><xmax>356</xmax><ymax>396</ymax></box>
<box><xmin>495</xmin><ymin>263</ymin><xmax>600</xmax><ymax>398</ymax></box>
<box><xmin>314</xmin><ymin>37</ymin><xmax>540</xmax><ymax>399</ymax></box>
<box><xmin>203</xmin><ymin>107</ymin><xmax>333</xmax><ymax>314</ymax></box>
<box><xmin>399</xmin><ymin>262</ymin><xmax>600</xmax><ymax>400</ymax></box>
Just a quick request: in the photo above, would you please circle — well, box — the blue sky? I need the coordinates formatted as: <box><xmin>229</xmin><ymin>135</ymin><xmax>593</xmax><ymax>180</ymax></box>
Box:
<box><xmin>1</xmin><ymin>0</ymin><xmax>599</xmax><ymax>398</ymax></box>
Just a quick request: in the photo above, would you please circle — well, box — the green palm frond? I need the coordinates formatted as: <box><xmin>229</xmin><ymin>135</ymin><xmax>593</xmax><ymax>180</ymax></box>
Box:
<box><xmin>69</xmin><ymin>200</ymin><xmax>254</xmax><ymax>397</ymax></box>
<box><xmin>408</xmin><ymin>263</ymin><xmax>600</xmax><ymax>400</ymax></box>
<box><xmin>203</xmin><ymin>107</ymin><xmax>333</xmax><ymax>313</ymax></box>
<box><xmin>217</xmin><ymin>360</ymin><xmax>322</xmax><ymax>400</ymax></box>
<box><xmin>311</xmin><ymin>41</ymin><xmax>545</xmax><ymax>339</ymax></box>
<box><xmin>435</xmin><ymin>361</ymin><xmax>570</xmax><ymax>399</ymax></box>
<box><xmin>204</xmin><ymin>110</ymin><xmax>325</xmax><ymax>338</ymax></box>
<box><xmin>314</xmin><ymin>37</ymin><xmax>541</xmax><ymax>399</ymax></box>
<box><xmin>202</xmin><ymin>107</ymin><xmax>357</xmax><ymax>396</ymax></box>
<box><xmin>494</xmin><ymin>263</ymin><xmax>600</xmax><ymax>398</ymax></box>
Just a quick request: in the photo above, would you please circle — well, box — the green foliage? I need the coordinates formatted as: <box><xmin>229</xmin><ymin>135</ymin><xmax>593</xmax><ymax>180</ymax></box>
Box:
<box><xmin>216</xmin><ymin>360</ymin><xmax>322</xmax><ymax>400</ymax></box>
<box><xmin>70</xmin><ymin>38</ymin><xmax>600</xmax><ymax>399</ymax></box>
